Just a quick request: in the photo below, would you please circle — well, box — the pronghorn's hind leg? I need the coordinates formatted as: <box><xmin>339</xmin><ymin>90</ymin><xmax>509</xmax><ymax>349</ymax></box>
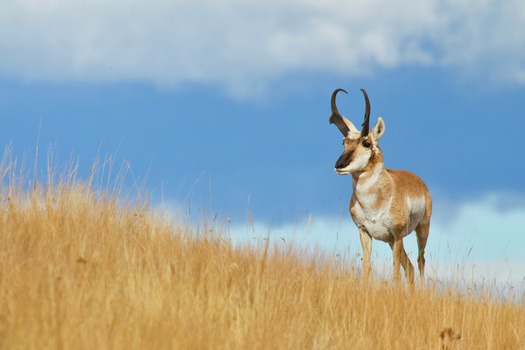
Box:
<box><xmin>415</xmin><ymin>221</ymin><xmax>430</xmax><ymax>287</ymax></box>
<box><xmin>390</xmin><ymin>238</ymin><xmax>415</xmax><ymax>284</ymax></box>
<box><xmin>400</xmin><ymin>246</ymin><xmax>415</xmax><ymax>284</ymax></box>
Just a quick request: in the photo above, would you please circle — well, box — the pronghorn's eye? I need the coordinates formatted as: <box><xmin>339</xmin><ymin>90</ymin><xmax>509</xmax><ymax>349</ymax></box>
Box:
<box><xmin>362</xmin><ymin>141</ymin><xmax>371</xmax><ymax>148</ymax></box>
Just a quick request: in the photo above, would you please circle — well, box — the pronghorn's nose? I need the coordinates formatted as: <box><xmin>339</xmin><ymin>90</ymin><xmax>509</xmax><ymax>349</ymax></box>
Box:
<box><xmin>335</xmin><ymin>151</ymin><xmax>350</xmax><ymax>170</ymax></box>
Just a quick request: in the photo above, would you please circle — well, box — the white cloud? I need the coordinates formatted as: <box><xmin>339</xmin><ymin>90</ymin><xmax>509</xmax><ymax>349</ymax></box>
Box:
<box><xmin>1</xmin><ymin>0</ymin><xmax>524</xmax><ymax>95</ymax></box>
<box><xmin>228</xmin><ymin>192</ymin><xmax>525</xmax><ymax>289</ymax></box>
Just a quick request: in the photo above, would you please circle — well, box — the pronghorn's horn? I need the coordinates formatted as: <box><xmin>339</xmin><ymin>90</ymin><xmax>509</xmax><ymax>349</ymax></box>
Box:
<box><xmin>329</xmin><ymin>88</ymin><xmax>350</xmax><ymax>136</ymax></box>
<box><xmin>360</xmin><ymin>88</ymin><xmax>371</xmax><ymax>137</ymax></box>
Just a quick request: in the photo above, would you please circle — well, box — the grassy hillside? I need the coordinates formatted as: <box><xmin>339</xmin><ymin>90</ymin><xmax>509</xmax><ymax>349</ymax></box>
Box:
<box><xmin>0</xmin><ymin>156</ymin><xmax>523</xmax><ymax>349</ymax></box>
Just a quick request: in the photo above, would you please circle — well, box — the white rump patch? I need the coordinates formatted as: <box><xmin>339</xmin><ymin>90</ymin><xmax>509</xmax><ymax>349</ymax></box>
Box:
<box><xmin>407</xmin><ymin>196</ymin><xmax>426</xmax><ymax>233</ymax></box>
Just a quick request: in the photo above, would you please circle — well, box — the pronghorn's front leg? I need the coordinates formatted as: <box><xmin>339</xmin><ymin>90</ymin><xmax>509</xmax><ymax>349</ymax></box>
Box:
<box><xmin>390</xmin><ymin>237</ymin><xmax>415</xmax><ymax>284</ymax></box>
<box><xmin>359</xmin><ymin>229</ymin><xmax>372</xmax><ymax>283</ymax></box>
<box><xmin>391</xmin><ymin>238</ymin><xmax>403</xmax><ymax>284</ymax></box>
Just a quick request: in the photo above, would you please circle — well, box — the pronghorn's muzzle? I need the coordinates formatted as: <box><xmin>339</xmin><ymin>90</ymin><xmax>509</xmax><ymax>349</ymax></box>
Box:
<box><xmin>335</xmin><ymin>158</ymin><xmax>344</xmax><ymax>169</ymax></box>
<box><xmin>334</xmin><ymin>152</ymin><xmax>350</xmax><ymax>174</ymax></box>
<box><xmin>335</xmin><ymin>150</ymin><xmax>351</xmax><ymax>168</ymax></box>
<box><xmin>335</xmin><ymin>149</ymin><xmax>354</xmax><ymax>174</ymax></box>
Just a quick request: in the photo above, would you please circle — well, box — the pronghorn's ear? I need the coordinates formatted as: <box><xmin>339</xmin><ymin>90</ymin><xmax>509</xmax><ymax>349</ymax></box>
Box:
<box><xmin>371</xmin><ymin>117</ymin><xmax>386</xmax><ymax>142</ymax></box>
<box><xmin>342</xmin><ymin>116</ymin><xmax>360</xmax><ymax>137</ymax></box>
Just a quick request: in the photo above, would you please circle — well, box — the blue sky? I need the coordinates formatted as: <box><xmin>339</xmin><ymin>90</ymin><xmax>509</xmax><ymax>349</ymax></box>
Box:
<box><xmin>1</xmin><ymin>0</ymin><xmax>524</xmax><ymax>287</ymax></box>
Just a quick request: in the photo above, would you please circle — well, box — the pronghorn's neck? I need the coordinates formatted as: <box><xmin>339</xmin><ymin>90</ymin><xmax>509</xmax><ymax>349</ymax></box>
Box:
<box><xmin>351</xmin><ymin>150</ymin><xmax>394</xmax><ymax>205</ymax></box>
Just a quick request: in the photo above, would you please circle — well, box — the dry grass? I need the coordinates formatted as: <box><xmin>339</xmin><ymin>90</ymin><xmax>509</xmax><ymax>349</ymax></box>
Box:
<box><xmin>0</xmin><ymin>151</ymin><xmax>524</xmax><ymax>349</ymax></box>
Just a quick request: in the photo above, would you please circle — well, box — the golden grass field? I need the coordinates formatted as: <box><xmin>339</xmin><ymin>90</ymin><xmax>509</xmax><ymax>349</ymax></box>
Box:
<box><xmin>0</xmin><ymin>152</ymin><xmax>524</xmax><ymax>349</ymax></box>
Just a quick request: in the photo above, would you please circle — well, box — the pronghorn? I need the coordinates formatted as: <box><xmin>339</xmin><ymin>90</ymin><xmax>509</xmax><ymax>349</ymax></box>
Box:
<box><xmin>329</xmin><ymin>88</ymin><xmax>432</xmax><ymax>285</ymax></box>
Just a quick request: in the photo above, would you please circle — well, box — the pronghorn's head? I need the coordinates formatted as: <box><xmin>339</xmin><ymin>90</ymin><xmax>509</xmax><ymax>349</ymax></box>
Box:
<box><xmin>329</xmin><ymin>88</ymin><xmax>386</xmax><ymax>175</ymax></box>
